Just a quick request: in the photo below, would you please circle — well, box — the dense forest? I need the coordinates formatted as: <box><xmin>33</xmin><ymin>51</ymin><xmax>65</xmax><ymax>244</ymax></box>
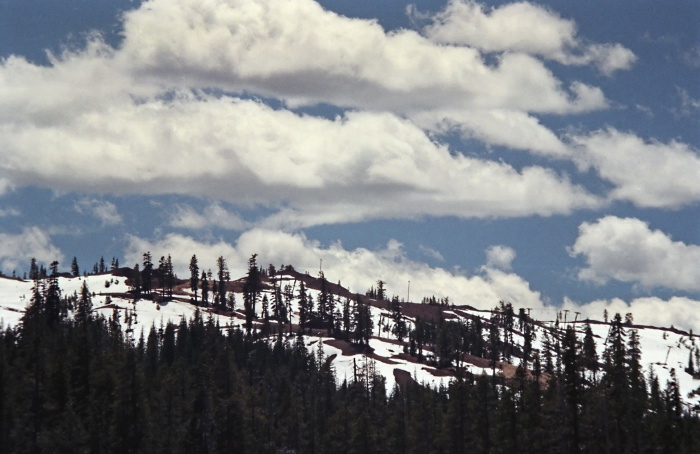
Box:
<box><xmin>0</xmin><ymin>258</ymin><xmax>699</xmax><ymax>453</ymax></box>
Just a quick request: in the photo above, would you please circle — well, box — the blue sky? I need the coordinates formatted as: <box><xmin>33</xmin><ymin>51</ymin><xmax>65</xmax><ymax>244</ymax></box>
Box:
<box><xmin>0</xmin><ymin>0</ymin><xmax>698</xmax><ymax>329</ymax></box>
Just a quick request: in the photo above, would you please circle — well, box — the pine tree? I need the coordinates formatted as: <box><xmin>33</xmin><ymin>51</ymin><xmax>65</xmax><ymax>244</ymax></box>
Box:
<box><xmin>130</xmin><ymin>264</ymin><xmax>141</xmax><ymax>297</ymax></box>
<box><xmin>29</xmin><ymin>257</ymin><xmax>39</xmax><ymax>280</ymax></box>
<box><xmin>298</xmin><ymin>281</ymin><xmax>309</xmax><ymax>331</ymax></box>
<box><xmin>216</xmin><ymin>256</ymin><xmax>229</xmax><ymax>309</ymax></box>
<box><xmin>189</xmin><ymin>255</ymin><xmax>199</xmax><ymax>304</ymax></box>
<box><xmin>70</xmin><ymin>257</ymin><xmax>80</xmax><ymax>277</ymax></box>
<box><xmin>201</xmin><ymin>270</ymin><xmax>209</xmax><ymax>307</ymax></box>
<box><xmin>165</xmin><ymin>254</ymin><xmax>174</xmax><ymax>299</ymax></box>
<box><xmin>76</xmin><ymin>281</ymin><xmax>92</xmax><ymax>324</ymax></box>
<box><xmin>390</xmin><ymin>296</ymin><xmax>406</xmax><ymax>342</ymax></box>
<box><xmin>142</xmin><ymin>252</ymin><xmax>153</xmax><ymax>296</ymax></box>
<box><xmin>561</xmin><ymin>325</ymin><xmax>582</xmax><ymax>452</ymax></box>
<box><xmin>44</xmin><ymin>261</ymin><xmax>62</xmax><ymax>327</ymax></box>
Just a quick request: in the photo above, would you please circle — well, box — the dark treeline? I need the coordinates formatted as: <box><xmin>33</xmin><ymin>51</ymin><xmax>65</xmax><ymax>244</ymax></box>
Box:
<box><xmin>1</xmin><ymin>269</ymin><xmax>699</xmax><ymax>452</ymax></box>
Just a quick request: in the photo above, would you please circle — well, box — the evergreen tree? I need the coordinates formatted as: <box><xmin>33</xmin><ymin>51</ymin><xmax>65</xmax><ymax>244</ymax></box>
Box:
<box><xmin>298</xmin><ymin>281</ymin><xmax>309</xmax><ymax>331</ymax></box>
<box><xmin>165</xmin><ymin>254</ymin><xmax>174</xmax><ymax>299</ymax></box>
<box><xmin>70</xmin><ymin>257</ymin><xmax>80</xmax><ymax>277</ymax></box>
<box><xmin>29</xmin><ymin>257</ymin><xmax>39</xmax><ymax>280</ymax></box>
<box><xmin>216</xmin><ymin>256</ymin><xmax>229</xmax><ymax>309</ymax></box>
<box><xmin>390</xmin><ymin>296</ymin><xmax>406</xmax><ymax>342</ymax></box>
<box><xmin>243</xmin><ymin>255</ymin><xmax>262</xmax><ymax>336</ymax></box>
<box><xmin>142</xmin><ymin>252</ymin><xmax>153</xmax><ymax>296</ymax></box>
<box><xmin>75</xmin><ymin>281</ymin><xmax>92</xmax><ymax>324</ymax></box>
<box><xmin>201</xmin><ymin>270</ymin><xmax>209</xmax><ymax>307</ymax></box>
<box><xmin>130</xmin><ymin>264</ymin><xmax>141</xmax><ymax>297</ymax></box>
<box><xmin>44</xmin><ymin>261</ymin><xmax>62</xmax><ymax>327</ymax></box>
<box><xmin>189</xmin><ymin>254</ymin><xmax>199</xmax><ymax>304</ymax></box>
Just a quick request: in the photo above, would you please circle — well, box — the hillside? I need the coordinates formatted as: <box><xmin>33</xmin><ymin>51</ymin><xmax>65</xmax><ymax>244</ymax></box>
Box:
<box><xmin>1</xmin><ymin>264</ymin><xmax>698</xmax><ymax>410</ymax></box>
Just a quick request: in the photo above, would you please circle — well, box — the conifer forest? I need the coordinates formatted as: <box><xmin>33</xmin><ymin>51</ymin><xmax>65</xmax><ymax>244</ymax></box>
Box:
<box><xmin>0</xmin><ymin>255</ymin><xmax>698</xmax><ymax>453</ymax></box>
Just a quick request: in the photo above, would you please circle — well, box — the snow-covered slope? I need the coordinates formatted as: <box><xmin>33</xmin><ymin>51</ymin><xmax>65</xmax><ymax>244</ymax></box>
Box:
<box><xmin>1</xmin><ymin>270</ymin><xmax>698</xmax><ymax>409</ymax></box>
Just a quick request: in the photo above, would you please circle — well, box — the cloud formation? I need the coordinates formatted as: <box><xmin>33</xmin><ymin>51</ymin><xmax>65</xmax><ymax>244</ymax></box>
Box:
<box><xmin>0</xmin><ymin>92</ymin><xmax>602</xmax><ymax>225</ymax></box>
<box><xmin>421</xmin><ymin>0</ymin><xmax>636</xmax><ymax>75</ymax></box>
<box><xmin>118</xmin><ymin>0</ymin><xmax>607</xmax><ymax>114</ymax></box>
<box><xmin>570</xmin><ymin>129</ymin><xmax>700</xmax><ymax>208</ymax></box>
<box><xmin>125</xmin><ymin>227</ymin><xmax>700</xmax><ymax>332</ymax></box>
<box><xmin>0</xmin><ymin>227</ymin><xmax>64</xmax><ymax>274</ymax></box>
<box><xmin>125</xmin><ymin>228</ymin><xmax>545</xmax><ymax>310</ymax></box>
<box><xmin>168</xmin><ymin>203</ymin><xmax>247</xmax><ymax>231</ymax></box>
<box><xmin>6</xmin><ymin>0</ymin><xmax>675</xmax><ymax>230</ymax></box>
<box><xmin>570</xmin><ymin>216</ymin><xmax>700</xmax><ymax>292</ymax></box>
<box><xmin>74</xmin><ymin>198</ymin><xmax>123</xmax><ymax>226</ymax></box>
<box><xmin>485</xmin><ymin>245</ymin><xmax>516</xmax><ymax>270</ymax></box>
<box><xmin>563</xmin><ymin>296</ymin><xmax>700</xmax><ymax>334</ymax></box>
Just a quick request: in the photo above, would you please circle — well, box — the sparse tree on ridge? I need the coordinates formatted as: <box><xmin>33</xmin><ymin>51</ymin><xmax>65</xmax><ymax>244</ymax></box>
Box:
<box><xmin>201</xmin><ymin>270</ymin><xmax>209</xmax><ymax>307</ymax></box>
<box><xmin>29</xmin><ymin>257</ymin><xmax>39</xmax><ymax>280</ymax></box>
<box><xmin>131</xmin><ymin>264</ymin><xmax>141</xmax><ymax>297</ymax></box>
<box><xmin>142</xmin><ymin>252</ymin><xmax>153</xmax><ymax>296</ymax></box>
<box><xmin>216</xmin><ymin>256</ymin><xmax>229</xmax><ymax>309</ymax></box>
<box><xmin>189</xmin><ymin>254</ymin><xmax>199</xmax><ymax>304</ymax></box>
<box><xmin>165</xmin><ymin>254</ymin><xmax>174</xmax><ymax>299</ymax></box>
<box><xmin>70</xmin><ymin>257</ymin><xmax>80</xmax><ymax>277</ymax></box>
<box><xmin>243</xmin><ymin>254</ymin><xmax>262</xmax><ymax>335</ymax></box>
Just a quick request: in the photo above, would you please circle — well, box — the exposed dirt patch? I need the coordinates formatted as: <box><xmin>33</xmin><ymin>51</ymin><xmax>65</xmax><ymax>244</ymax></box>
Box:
<box><xmin>460</xmin><ymin>353</ymin><xmax>492</xmax><ymax>369</ymax></box>
<box><xmin>325</xmin><ymin>338</ymin><xmax>364</xmax><ymax>356</ymax></box>
<box><xmin>423</xmin><ymin>367</ymin><xmax>453</xmax><ymax>377</ymax></box>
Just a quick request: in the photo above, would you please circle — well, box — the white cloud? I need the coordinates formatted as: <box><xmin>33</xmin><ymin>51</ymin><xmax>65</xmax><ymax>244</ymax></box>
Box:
<box><xmin>570</xmin><ymin>216</ymin><xmax>700</xmax><ymax>292</ymax></box>
<box><xmin>169</xmin><ymin>202</ymin><xmax>247</xmax><ymax>230</ymax></box>
<box><xmin>563</xmin><ymin>296</ymin><xmax>700</xmax><ymax>334</ymax></box>
<box><xmin>410</xmin><ymin>108</ymin><xmax>570</xmax><ymax>157</ymax></box>
<box><xmin>418</xmin><ymin>245</ymin><xmax>445</xmax><ymax>262</ymax></box>
<box><xmin>0</xmin><ymin>207</ymin><xmax>20</xmax><ymax>217</ymax></box>
<box><xmin>485</xmin><ymin>245</ymin><xmax>516</xmax><ymax>270</ymax></box>
<box><xmin>125</xmin><ymin>229</ymin><xmax>545</xmax><ymax>310</ymax></box>
<box><xmin>117</xmin><ymin>0</ymin><xmax>606</xmax><ymax>114</ymax></box>
<box><xmin>0</xmin><ymin>178</ymin><xmax>13</xmax><ymax>196</ymax></box>
<box><xmin>0</xmin><ymin>227</ymin><xmax>64</xmax><ymax>274</ymax></box>
<box><xmin>570</xmin><ymin>128</ymin><xmax>700</xmax><ymax>208</ymax></box>
<box><xmin>676</xmin><ymin>87</ymin><xmax>700</xmax><ymax>118</ymax></box>
<box><xmin>124</xmin><ymin>233</ymin><xmax>240</xmax><ymax>273</ymax></box>
<box><xmin>0</xmin><ymin>0</ymin><xmax>614</xmax><ymax>229</ymax></box>
<box><xmin>421</xmin><ymin>0</ymin><xmax>636</xmax><ymax>75</ymax></box>
<box><xmin>0</xmin><ymin>94</ymin><xmax>602</xmax><ymax>226</ymax></box>
<box><xmin>126</xmin><ymin>227</ymin><xmax>700</xmax><ymax>332</ymax></box>
<box><xmin>74</xmin><ymin>198</ymin><xmax>123</xmax><ymax>226</ymax></box>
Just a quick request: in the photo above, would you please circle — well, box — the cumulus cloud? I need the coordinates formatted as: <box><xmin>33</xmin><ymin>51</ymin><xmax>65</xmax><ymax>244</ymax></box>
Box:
<box><xmin>168</xmin><ymin>202</ymin><xmax>247</xmax><ymax>231</ymax></box>
<box><xmin>0</xmin><ymin>207</ymin><xmax>20</xmax><ymax>217</ymax></box>
<box><xmin>125</xmin><ymin>228</ymin><xmax>545</xmax><ymax>309</ymax></box>
<box><xmin>0</xmin><ymin>0</ymin><xmax>616</xmax><ymax>229</ymax></box>
<box><xmin>676</xmin><ymin>87</ymin><xmax>700</xmax><ymax>118</ymax></box>
<box><xmin>418</xmin><ymin>245</ymin><xmax>445</xmax><ymax>262</ymax></box>
<box><xmin>116</xmin><ymin>0</ymin><xmax>606</xmax><ymax>114</ymax></box>
<box><xmin>563</xmin><ymin>296</ymin><xmax>700</xmax><ymax>334</ymax></box>
<box><xmin>570</xmin><ymin>216</ymin><xmax>700</xmax><ymax>292</ymax></box>
<box><xmin>0</xmin><ymin>94</ymin><xmax>602</xmax><ymax>226</ymax></box>
<box><xmin>0</xmin><ymin>227</ymin><xmax>64</xmax><ymax>274</ymax></box>
<box><xmin>74</xmin><ymin>198</ymin><xmax>123</xmax><ymax>226</ymax></box>
<box><xmin>410</xmin><ymin>108</ymin><xmax>570</xmax><ymax>157</ymax></box>
<box><xmin>421</xmin><ymin>0</ymin><xmax>636</xmax><ymax>75</ymax></box>
<box><xmin>485</xmin><ymin>245</ymin><xmax>516</xmax><ymax>270</ymax></box>
<box><xmin>569</xmin><ymin>128</ymin><xmax>700</xmax><ymax>208</ymax></box>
